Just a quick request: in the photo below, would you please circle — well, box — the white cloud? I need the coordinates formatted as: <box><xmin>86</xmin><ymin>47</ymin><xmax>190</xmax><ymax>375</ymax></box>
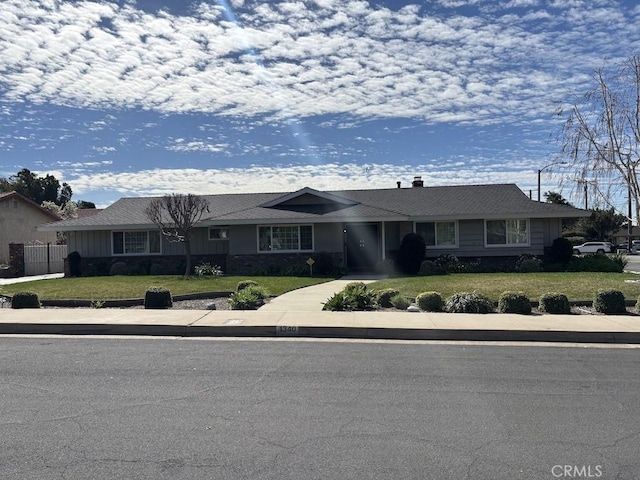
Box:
<box><xmin>166</xmin><ymin>140</ymin><xmax>230</xmax><ymax>153</ymax></box>
<box><xmin>0</xmin><ymin>0</ymin><xmax>636</xmax><ymax>128</ymax></box>
<box><xmin>65</xmin><ymin>160</ymin><xmax>552</xmax><ymax>205</ymax></box>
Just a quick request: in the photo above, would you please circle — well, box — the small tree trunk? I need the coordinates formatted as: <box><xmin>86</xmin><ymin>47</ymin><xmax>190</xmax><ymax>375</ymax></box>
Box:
<box><xmin>184</xmin><ymin>239</ymin><xmax>192</xmax><ymax>277</ymax></box>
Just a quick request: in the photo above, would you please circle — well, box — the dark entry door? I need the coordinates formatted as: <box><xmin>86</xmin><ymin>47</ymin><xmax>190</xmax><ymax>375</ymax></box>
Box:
<box><xmin>345</xmin><ymin>223</ymin><xmax>380</xmax><ymax>272</ymax></box>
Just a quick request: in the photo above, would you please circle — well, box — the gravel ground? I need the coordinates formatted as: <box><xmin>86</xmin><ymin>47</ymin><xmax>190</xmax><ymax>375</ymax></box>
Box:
<box><xmin>129</xmin><ymin>297</ymin><xmax>231</xmax><ymax>310</ymax></box>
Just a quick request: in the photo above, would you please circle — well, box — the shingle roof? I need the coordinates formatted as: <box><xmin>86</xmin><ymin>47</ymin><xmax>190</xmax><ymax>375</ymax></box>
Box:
<box><xmin>0</xmin><ymin>191</ymin><xmax>61</xmax><ymax>221</ymax></box>
<box><xmin>40</xmin><ymin>184</ymin><xmax>589</xmax><ymax>231</ymax></box>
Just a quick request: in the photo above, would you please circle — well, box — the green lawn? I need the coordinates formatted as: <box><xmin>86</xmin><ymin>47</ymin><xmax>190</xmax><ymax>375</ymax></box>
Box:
<box><xmin>0</xmin><ymin>275</ymin><xmax>333</xmax><ymax>301</ymax></box>
<box><xmin>369</xmin><ymin>272</ymin><xmax>640</xmax><ymax>302</ymax></box>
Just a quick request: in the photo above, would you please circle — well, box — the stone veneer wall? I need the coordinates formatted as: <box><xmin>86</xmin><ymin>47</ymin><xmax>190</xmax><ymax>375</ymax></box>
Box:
<box><xmin>61</xmin><ymin>252</ymin><xmax>346</xmax><ymax>276</ymax></box>
<box><xmin>226</xmin><ymin>252</ymin><xmax>344</xmax><ymax>275</ymax></box>
<box><xmin>64</xmin><ymin>254</ymin><xmax>228</xmax><ymax>277</ymax></box>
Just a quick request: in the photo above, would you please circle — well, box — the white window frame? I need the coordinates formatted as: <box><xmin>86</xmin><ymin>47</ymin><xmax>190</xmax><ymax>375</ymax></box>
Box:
<box><xmin>208</xmin><ymin>227</ymin><xmax>229</xmax><ymax>241</ymax></box>
<box><xmin>414</xmin><ymin>221</ymin><xmax>459</xmax><ymax>248</ymax></box>
<box><xmin>484</xmin><ymin>219</ymin><xmax>530</xmax><ymax>247</ymax></box>
<box><xmin>112</xmin><ymin>230</ymin><xmax>162</xmax><ymax>256</ymax></box>
<box><xmin>257</xmin><ymin>225</ymin><xmax>314</xmax><ymax>253</ymax></box>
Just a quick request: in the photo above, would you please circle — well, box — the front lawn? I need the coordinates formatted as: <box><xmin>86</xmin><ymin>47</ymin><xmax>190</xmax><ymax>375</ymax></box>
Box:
<box><xmin>0</xmin><ymin>275</ymin><xmax>333</xmax><ymax>300</ymax></box>
<box><xmin>369</xmin><ymin>272</ymin><xmax>640</xmax><ymax>303</ymax></box>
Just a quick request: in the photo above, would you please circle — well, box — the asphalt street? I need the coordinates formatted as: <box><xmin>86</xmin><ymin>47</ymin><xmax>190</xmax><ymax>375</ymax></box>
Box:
<box><xmin>1</xmin><ymin>337</ymin><xmax>639</xmax><ymax>479</ymax></box>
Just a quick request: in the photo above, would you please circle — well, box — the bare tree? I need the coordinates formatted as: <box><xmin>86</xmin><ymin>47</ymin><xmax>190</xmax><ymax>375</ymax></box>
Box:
<box><xmin>557</xmin><ymin>54</ymin><xmax>640</xmax><ymax>223</ymax></box>
<box><xmin>144</xmin><ymin>193</ymin><xmax>209</xmax><ymax>277</ymax></box>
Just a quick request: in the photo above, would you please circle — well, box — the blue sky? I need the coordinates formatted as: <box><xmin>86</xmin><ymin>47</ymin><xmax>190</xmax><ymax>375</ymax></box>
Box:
<box><xmin>1</xmin><ymin>0</ymin><xmax>639</xmax><ymax>208</ymax></box>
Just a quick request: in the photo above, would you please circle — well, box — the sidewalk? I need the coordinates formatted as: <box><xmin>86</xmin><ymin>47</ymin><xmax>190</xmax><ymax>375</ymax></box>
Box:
<box><xmin>0</xmin><ymin>275</ymin><xmax>639</xmax><ymax>343</ymax></box>
<box><xmin>1</xmin><ymin>302</ymin><xmax>639</xmax><ymax>344</ymax></box>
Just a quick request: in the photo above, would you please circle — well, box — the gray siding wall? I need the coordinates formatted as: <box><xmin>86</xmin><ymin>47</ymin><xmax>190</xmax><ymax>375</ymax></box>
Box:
<box><xmin>228</xmin><ymin>223</ymin><xmax>343</xmax><ymax>255</ymax></box>
<box><xmin>68</xmin><ymin>218</ymin><xmax>564</xmax><ymax>260</ymax></box>
<box><xmin>314</xmin><ymin>223</ymin><xmax>343</xmax><ymax>251</ymax></box>
<box><xmin>228</xmin><ymin>225</ymin><xmax>257</xmax><ymax>254</ymax></box>
<box><xmin>67</xmin><ymin>231</ymin><xmax>111</xmax><ymax>256</ymax></box>
<box><xmin>422</xmin><ymin>218</ymin><xmax>558</xmax><ymax>257</ymax></box>
<box><xmin>67</xmin><ymin>227</ymin><xmax>228</xmax><ymax>257</ymax></box>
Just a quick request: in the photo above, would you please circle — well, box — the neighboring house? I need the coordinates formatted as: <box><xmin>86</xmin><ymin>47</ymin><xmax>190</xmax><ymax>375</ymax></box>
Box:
<box><xmin>39</xmin><ymin>181</ymin><xmax>589</xmax><ymax>275</ymax></box>
<box><xmin>0</xmin><ymin>191</ymin><xmax>61</xmax><ymax>264</ymax></box>
<box><xmin>611</xmin><ymin>226</ymin><xmax>640</xmax><ymax>246</ymax></box>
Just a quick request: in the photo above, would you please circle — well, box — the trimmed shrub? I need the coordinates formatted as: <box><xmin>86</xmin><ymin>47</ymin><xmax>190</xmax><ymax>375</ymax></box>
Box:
<box><xmin>376</xmin><ymin>288</ymin><xmax>401</xmax><ymax>308</ymax></box>
<box><xmin>593</xmin><ymin>289</ymin><xmax>626</xmax><ymax>314</ymax></box>
<box><xmin>546</xmin><ymin>237</ymin><xmax>574</xmax><ymax>265</ymax></box>
<box><xmin>390</xmin><ymin>294</ymin><xmax>411</xmax><ymax>310</ymax></box>
<box><xmin>68</xmin><ymin>251</ymin><xmax>82</xmax><ymax>277</ymax></box>
<box><xmin>237</xmin><ymin>280</ymin><xmax>259</xmax><ymax>292</ymax></box>
<box><xmin>611</xmin><ymin>252</ymin><xmax>628</xmax><ymax>271</ymax></box>
<box><xmin>518</xmin><ymin>258</ymin><xmax>542</xmax><ymax>273</ymax></box>
<box><xmin>194</xmin><ymin>262</ymin><xmax>224</xmax><ymax>277</ymax></box>
<box><xmin>416</xmin><ymin>291</ymin><xmax>443</xmax><ymax>312</ymax></box>
<box><xmin>11</xmin><ymin>291</ymin><xmax>41</xmax><ymax>309</ymax></box>
<box><xmin>144</xmin><ymin>286</ymin><xmax>173</xmax><ymax>309</ymax></box>
<box><xmin>434</xmin><ymin>254</ymin><xmax>461</xmax><ymax>274</ymax></box>
<box><xmin>498</xmin><ymin>291</ymin><xmax>531</xmax><ymax>314</ymax></box>
<box><xmin>418</xmin><ymin>260</ymin><xmax>441</xmax><ymax>276</ymax></box>
<box><xmin>516</xmin><ymin>254</ymin><xmax>542</xmax><ymax>273</ymax></box>
<box><xmin>538</xmin><ymin>293</ymin><xmax>571</xmax><ymax>314</ymax></box>
<box><xmin>109</xmin><ymin>261</ymin><xmax>130</xmax><ymax>276</ymax></box>
<box><xmin>229</xmin><ymin>285</ymin><xmax>270</xmax><ymax>310</ymax></box>
<box><xmin>397</xmin><ymin>233</ymin><xmax>426</xmax><ymax>275</ymax></box>
<box><xmin>568</xmin><ymin>255</ymin><xmax>623</xmax><ymax>273</ymax></box>
<box><xmin>445</xmin><ymin>292</ymin><xmax>494</xmax><ymax>314</ymax></box>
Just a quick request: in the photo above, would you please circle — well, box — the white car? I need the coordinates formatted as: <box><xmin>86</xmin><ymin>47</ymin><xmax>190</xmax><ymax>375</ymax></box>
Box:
<box><xmin>572</xmin><ymin>241</ymin><xmax>614</xmax><ymax>255</ymax></box>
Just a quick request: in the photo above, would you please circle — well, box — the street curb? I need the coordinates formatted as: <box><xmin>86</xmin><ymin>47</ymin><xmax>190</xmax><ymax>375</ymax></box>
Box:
<box><xmin>1</xmin><ymin>323</ymin><xmax>639</xmax><ymax>344</ymax></box>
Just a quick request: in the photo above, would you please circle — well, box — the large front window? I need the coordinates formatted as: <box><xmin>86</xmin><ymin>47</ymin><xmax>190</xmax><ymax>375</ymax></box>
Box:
<box><xmin>485</xmin><ymin>219</ymin><xmax>529</xmax><ymax>246</ymax></box>
<box><xmin>415</xmin><ymin>221</ymin><xmax>457</xmax><ymax>247</ymax></box>
<box><xmin>258</xmin><ymin>225</ymin><xmax>313</xmax><ymax>252</ymax></box>
<box><xmin>112</xmin><ymin>230</ymin><xmax>161</xmax><ymax>255</ymax></box>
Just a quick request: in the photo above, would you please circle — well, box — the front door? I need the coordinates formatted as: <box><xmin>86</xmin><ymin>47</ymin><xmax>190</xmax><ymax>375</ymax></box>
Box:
<box><xmin>344</xmin><ymin>223</ymin><xmax>380</xmax><ymax>273</ymax></box>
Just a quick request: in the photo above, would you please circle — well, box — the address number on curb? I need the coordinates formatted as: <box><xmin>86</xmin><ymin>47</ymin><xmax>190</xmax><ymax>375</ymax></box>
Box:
<box><xmin>276</xmin><ymin>326</ymin><xmax>299</xmax><ymax>335</ymax></box>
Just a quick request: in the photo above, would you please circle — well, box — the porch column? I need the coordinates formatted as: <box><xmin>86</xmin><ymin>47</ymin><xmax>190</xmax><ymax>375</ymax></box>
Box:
<box><xmin>381</xmin><ymin>221</ymin><xmax>386</xmax><ymax>260</ymax></box>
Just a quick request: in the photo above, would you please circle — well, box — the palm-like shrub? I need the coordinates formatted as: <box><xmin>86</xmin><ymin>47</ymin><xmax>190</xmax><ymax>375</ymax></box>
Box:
<box><xmin>229</xmin><ymin>285</ymin><xmax>269</xmax><ymax>310</ymax></box>
<box><xmin>323</xmin><ymin>283</ymin><xmax>377</xmax><ymax>311</ymax></box>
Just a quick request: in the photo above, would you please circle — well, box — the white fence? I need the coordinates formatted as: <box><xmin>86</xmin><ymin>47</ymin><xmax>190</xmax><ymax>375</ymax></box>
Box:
<box><xmin>24</xmin><ymin>244</ymin><xmax>68</xmax><ymax>276</ymax></box>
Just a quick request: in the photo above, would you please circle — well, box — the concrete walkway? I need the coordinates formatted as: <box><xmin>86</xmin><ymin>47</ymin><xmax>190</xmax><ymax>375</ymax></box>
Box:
<box><xmin>258</xmin><ymin>275</ymin><xmax>382</xmax><ymax>312</ymax></box>
<box><xmin>0</xmin><ymin>273</ymin><xmax>63</xmax><ymax>285</ymax></box>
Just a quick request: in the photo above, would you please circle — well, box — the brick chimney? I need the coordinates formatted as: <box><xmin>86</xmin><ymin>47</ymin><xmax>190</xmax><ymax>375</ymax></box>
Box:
<box><xmin>411</xmin><ymin>176</ymin><xmax>424</xmax><ymax>188</ymax></box>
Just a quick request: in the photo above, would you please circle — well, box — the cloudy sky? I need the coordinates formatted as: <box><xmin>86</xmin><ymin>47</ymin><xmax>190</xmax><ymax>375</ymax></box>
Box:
<box><xmin>1</xmin><ymin>0</ymin><xmax>639</xmax><ymax>208</ymax></box>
